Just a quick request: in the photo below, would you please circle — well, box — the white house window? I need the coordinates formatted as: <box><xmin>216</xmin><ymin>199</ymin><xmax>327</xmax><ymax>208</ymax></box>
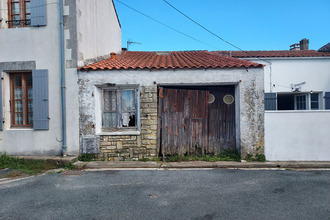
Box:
<box><xmin>10</xmin><ymin>72</ymin><xmax>33</xmax><ymax>127</ymax></box>
<box><xmin>310</xmin><ymin>93</ymin><xmax>319</xmax><ymax>110</ymax></box>
<box><xmin>7</xmin><ymin>0</ymin><xmax>31</xmax><ymax>28</ymax></box>
<box><xmin>102</xmin><ymin>86</ymin><xmax>140</xmax><ymax>131</ymax></box>
<box><xmin>265</xmin><ymin>92</ymin><xmax>323</xmax><ymax>111</ymax></box>
<box><xmin>295</xmin><ymin>95</ymin><xmax>306</xmax><ymax>110</ymax></box>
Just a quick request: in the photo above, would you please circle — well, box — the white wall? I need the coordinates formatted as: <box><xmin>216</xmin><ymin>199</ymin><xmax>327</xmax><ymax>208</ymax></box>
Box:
<box><xmin>78</xmin><ymin>67</ymin><xmax>265</xmax><ymax>157</ymax></box>
<box><xmin>247</xmin><ymin>57</ymin><xmax>330</xmax><ymax>93</ymax></box>
<box><xmin>76</xmin><ymin>0</ymin><xmax>122</xmax><ymax>66</ymax></box>
<box><xmin>246</xmin><ymin>56</ymin><xmax>330</xmax><ymax>161</ymax></box>
<box><xmin>0</xmin><ymin>1</ymin><xmax>64</xmax><ymax>155</ymax></box>
<box><xmin>265</xmin><ymin>111</ymin><xmax>330</xmax><ymax>161</ymax></box>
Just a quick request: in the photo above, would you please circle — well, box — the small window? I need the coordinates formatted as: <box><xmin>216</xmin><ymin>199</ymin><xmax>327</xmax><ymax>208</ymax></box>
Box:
<box><xmin>7</xmin><ymin>0</ymin><xmax>31</xmax><ymax>28</ymax></box>
<box><xmin>273</xmin><ymin>92</ymin><xmax>323</xmax><ymax>111</ymax></box>
<box><xmin>310</xmin><ymin>93</ymin><xmax>319</xmax><ymax>110</ymax></box>
<box><xmin>102</xmin><ymin>86</ymin><xmax>139</xmax><ymax>131</ymax></box>
<box><xmin>223</xmin><ymin>94</ymin><xmax>234</xmax><ymax>105</ymax></box>
<box><xmin>295</xmin><ymin>95</ymin><xmax>306</xmax><ymax>110</ymax></box>
<box><xmin>10</xmin><ymin>72</ymin><xmax>33</xmax><ymax>127</ymax></box>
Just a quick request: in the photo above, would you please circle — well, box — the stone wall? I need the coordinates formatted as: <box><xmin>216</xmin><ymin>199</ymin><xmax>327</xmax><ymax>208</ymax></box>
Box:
<box><xmin>98</xmin><ymin>86</ymin><xmax>158</xmax><ymax>161</ymax></box>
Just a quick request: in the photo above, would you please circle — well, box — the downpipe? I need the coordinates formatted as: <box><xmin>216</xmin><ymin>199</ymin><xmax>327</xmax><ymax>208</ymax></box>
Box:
<box><xmin>59</xmin><ymin>0</ymin><xmax>67</xmax><ymax>156</ymax></box>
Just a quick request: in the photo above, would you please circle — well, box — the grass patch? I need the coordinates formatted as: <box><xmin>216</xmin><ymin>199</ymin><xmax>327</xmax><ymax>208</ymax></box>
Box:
<box><xmin>0</xmin><ymin>153</ymin><xmax>74</xmax><ymax>175</ymax></box>
<box><xmin>78</xmin><ymin>153</ymin><xmax>98</xmax><ymax>162</ymax></box>
<box><xmin>246</xmin><ymin>153</ymin><xmax>266</xmax><ymax>162</ymax></box>
<box><xmin>163</xmin><ymin>149</ymin><xmax>241</xmax><ymax>162</ymax></box>
<box><xmin>138</xmin><ymin>157</ymin><xmax>161</xmax><ymax>162</ymax></box>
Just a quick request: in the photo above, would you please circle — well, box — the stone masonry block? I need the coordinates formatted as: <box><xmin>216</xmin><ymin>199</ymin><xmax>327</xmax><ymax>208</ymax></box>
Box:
<box><xmin>106</xmin><ymin>146</ymin><xmax>117</xmax><ymax>150</ymax></box>
<box><xmin>140</xmin><ymin>98</ymin><xmax>154</xmax><ymax>103</ymax></box>
<box><xmin>146</xmin><ymin>145</ymin><xmax>156</xmax><ymax>150</ymax></box>
<box><xmin>117</xmin><ymin>142</ymin><xmax>123</xmax><ymax>149</ymax></box>
<box><xmin>142</xmin><ymin>140</ymin><xmax>151</xmax><ymax>145</ymax></box>
<box><xmin>150</xmin><ymin>125</ymin><xmax>157</xmax><ymax>130</ymax></box>
<box><xmin>142</xmin><ymin>108</ymin><xmax>157</xmax><ymax>113</ymax></box>
<box><xmin>143</xmin><ymin>86</ymin><xmax>157</xmax><ymax>92</ymax></box>
<box><xmin>143</xmin><ymin>134</ymin><xmax>157</xmax><ymax>140</ymax></box>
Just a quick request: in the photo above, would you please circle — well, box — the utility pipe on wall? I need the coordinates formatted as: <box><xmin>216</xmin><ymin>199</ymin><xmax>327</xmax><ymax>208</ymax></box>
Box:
<box><xmin>59</xmin><ymin>0</ymin><xmax>67</xmax><ymax>156</ymax></box>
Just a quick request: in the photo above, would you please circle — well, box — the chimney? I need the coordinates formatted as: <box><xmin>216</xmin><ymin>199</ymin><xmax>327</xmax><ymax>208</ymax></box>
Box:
<box><xmin>110</xmin><ymin>52</ymin><xmax>117</xmax><ymax>61</ymax></box>
<box><xmin>300</xmin><ymin>38</ymin><xmax>309</xmax><ymax>50</ymax></box>
<box><xmin>290</xmin><ymin>43</ymin><xmax>300</xmax><ymax>51</ymax></box>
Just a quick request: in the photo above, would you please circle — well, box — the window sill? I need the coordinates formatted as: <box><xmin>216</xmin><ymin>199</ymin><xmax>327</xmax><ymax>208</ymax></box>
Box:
<box><xmin>7</xmin><ymin>128</ymin><xmax>33</xmax><ymax>131</ymax></box>
<box><xmin>97</xmin><ymin>130</ymin><xmax>141</xmax><ymax>136</ymax></box>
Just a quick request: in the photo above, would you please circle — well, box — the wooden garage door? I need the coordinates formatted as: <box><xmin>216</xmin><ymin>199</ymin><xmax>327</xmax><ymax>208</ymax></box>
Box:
<box><xmin>158</xmin><ymin>88</ymin><xmax>209</xmax><ymax>156</ymax></box>
<box><xmin>158</xmin><ymin>86</ymin><xmax>236</xmax><ymax>156</ymax></box>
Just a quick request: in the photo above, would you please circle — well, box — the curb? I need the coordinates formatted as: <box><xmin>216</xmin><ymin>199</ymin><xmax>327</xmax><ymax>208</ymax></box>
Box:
<box><xmin>75</xmin><ymin>161</ymin><xmax>330</xmax><ymax>170</ymax></box>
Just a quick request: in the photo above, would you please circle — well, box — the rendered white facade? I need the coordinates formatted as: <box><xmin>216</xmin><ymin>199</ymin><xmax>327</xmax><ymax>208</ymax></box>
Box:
<box><xmin>0</xmin><ymin>0</ymin><xmax>121</xmax><ymax>156</ymax></box>
<box><xmin>245</xmin><ymin>55</ymin><xmax>330</xmax><ymax>161</ymax></box>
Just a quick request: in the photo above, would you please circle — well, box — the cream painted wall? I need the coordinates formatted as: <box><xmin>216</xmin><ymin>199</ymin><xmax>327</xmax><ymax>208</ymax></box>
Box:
<box><xmin>76</xmin><ymin>0</ymin><xmax>122</xmax><ymax>66</ymax></box>
<box><xmin>0</xmin><ymin>0</ymin><xmax>122</xmax><ymax>155</ymax></box>
<box><xmin>0</xmin><ymin>1</ymin><xmax>64</xmax><ymax>155</ymax></box>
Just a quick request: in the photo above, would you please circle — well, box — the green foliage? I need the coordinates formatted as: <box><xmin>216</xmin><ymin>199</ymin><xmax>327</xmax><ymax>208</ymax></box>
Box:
<box><xmin>246</xmin><ymin>153</ymin><xmax>266</xmax><ymax>162</ymax></box>
<box><xmin>138</xmin><ymin>157</ymin><xmax>161</xmax><ymax>162</ymax></box>
<box><xmin>64</xmin><ymin>162</ymin><xmax>76</xmax><ymax>170</ymax></box>
<box><xmin>78</xmin><ymin>153</ymin><xmax>98</xmax><ymax>162</ymax></box>
<box><xmin>0</xmin><ymin>153</ymin><xmax>62</xmax><ymax>174</ymax></box>
<box><xmin>255</xmin><ymin>153</ymin><xmax>266</xmax><ymax>162</ymax></box>
<box><xmin>164</xmin><ymin>149</ymin><xmax>241</xmax><ymax>162</ymax></box>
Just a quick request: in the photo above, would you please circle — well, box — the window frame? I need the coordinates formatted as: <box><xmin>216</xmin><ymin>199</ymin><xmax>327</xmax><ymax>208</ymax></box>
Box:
<box><xmin>101</xmin><ymin>85</ymin><xmax>140</xmax><ymax>133</ymax></box>
<box><xmin>310</xmin><ymin>93</ymin><xmax>320</xmax><ymax>110</ymax></box>
<box><xmin>265</xmin><ymin>92</ymin><xmax>323</xmax><ymax>111</ymax></box>
<box><xmin>7</xmin><ymin>0</ymin><xmax>31</xmax><ymax>28</ymax></box>
<box><xmin>294</xmin><ymin>94</ymin><xmax>307</xmax><ymax>110</ymax></box>
<box><xmin>10</xmin><ymin>72</ymin><xmax>33</xmax><ymax>128</ymax></box>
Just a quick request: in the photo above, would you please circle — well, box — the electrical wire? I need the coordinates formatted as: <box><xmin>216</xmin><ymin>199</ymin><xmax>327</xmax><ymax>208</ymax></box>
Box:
<box><xmin>162</xmin><ymin>0</ymin><xmax>272</xmax><ymax>64</ymax></box>
<box><xmin>114</xmin><ymin>0</ymin><xmax>220</xmax><ymax>50</ymax></box>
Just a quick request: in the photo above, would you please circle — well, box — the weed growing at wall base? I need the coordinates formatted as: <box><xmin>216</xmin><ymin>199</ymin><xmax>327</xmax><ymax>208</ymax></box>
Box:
<box><xmin>246</xmin><ymin>153</ymin><xmax>266</xmax><ymax>162</ymax></box>
<box><xmin>138</xmin><ymin>149</ymin><xmax>241</xmax><ymax>162</ymax></box>
<box><xmin>0</xmin><ymin>153</ymin><xmax>72</xmax><ymax>175</ymax></box>
<box><xmin>78</xmin><ymin>153</ymin><xmax>98</xmax><ymax>162</ymax></box>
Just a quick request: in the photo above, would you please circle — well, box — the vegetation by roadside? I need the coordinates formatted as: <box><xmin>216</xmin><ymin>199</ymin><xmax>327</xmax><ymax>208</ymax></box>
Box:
<box><xmin>0</xmin><ymin>153</ymin><xmax>76</xmax><ymax>178</ymax></box>
<box><xmin>78</xmin><ymin>153</ymin><xmax>98</xmax><ymax>162</ymax></box>
<box><xmin>246</xmin><ymin>153</ymin><xmax>266</xmax><ymax>162</ymax></box>
<box><xmin>139</xmin><ymin>150</ymin><xmax>242</xmax><ymax>162</ymax></box>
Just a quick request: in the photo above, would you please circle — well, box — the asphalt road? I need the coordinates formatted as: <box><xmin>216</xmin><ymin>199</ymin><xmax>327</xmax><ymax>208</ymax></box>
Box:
<box><xmin>0</xmin><ymin>169</ymin><xmax>329</xmax><ymax>220</ymax></box>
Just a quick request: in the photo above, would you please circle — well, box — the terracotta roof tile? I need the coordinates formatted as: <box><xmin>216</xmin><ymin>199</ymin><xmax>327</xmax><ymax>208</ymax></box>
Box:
<box><xmin>213</xmin><ymin>50</ymin><xmax>330</xmax><ymax>58</ymax></box>
<box><xmin>79</xmin><ymin>51</ymin><xmax>263</xmax><ymax>71</ymax></box>
<box><xmin>318</xmin><ymin>43</ymin><xmax>330</xmax><ymax>52</ymax></box>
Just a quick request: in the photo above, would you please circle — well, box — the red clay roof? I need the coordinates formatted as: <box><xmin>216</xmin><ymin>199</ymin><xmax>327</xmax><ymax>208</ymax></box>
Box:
<box><xmin>318</xmin><ymin>43</ymin><xmax>330</xmax><ymax>52</ymax></box>
<box><xmin>213</xmin><ymin>50</ymin><xmax>330</xmax><ymax>58</ymax></box>
<box><xmin>79</xmin><ymin>51</ymin><xmax>264</xmax><ymax>71</ymax></box>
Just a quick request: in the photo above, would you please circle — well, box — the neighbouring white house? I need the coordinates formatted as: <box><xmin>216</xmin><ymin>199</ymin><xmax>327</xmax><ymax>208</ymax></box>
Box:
<box><xmin>78</xmin><ymin>51</ymin><xmax>265</xmax><ymax>161</ymax></box>
<box><xmin>0</xmin><ymin>0</ymin><xmax>121</xmax><ymax>156</ymax></box>
<box><xmin>215</xmin><ymin>39</ymin><xmax>330</xmax><ymax>161</ymax></box>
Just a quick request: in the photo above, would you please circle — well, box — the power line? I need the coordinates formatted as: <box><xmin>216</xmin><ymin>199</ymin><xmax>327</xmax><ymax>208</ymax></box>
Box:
<box><xmin>162</xmin><ymin>0</ymin><xmax>271</xmax><ymax>64</ymax></box>
<box><xmin>114</xmin><ymin>0</ymin><xmax>220</xmax><ymax>50</ymax></box>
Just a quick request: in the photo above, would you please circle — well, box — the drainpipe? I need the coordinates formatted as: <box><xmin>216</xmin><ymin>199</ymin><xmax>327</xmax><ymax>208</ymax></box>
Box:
<box><xmin>59</xmin><ymin>0</ymin><xmax>67</xmax><ymax>156</ymax></box>
<box><xmin>269</xmin><ymin>62</ymin><xmax>273</xmax><ymax>93</ymax></box>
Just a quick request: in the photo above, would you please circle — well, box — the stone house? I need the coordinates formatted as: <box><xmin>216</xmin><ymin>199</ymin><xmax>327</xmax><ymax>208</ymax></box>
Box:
<box><xmin>214</xmin><ymin>39</ymin><xmax>330</xmax><ymax>161</ymax></box>
<box><xmin>78</xmin><ymin>51</ymin><xmax>265</xmax><ymax>160</ymax></box>
<box><xmin>0</xmin><ymin>0</ymin><xmax>121</xmax><ymax>156</ymax></box>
